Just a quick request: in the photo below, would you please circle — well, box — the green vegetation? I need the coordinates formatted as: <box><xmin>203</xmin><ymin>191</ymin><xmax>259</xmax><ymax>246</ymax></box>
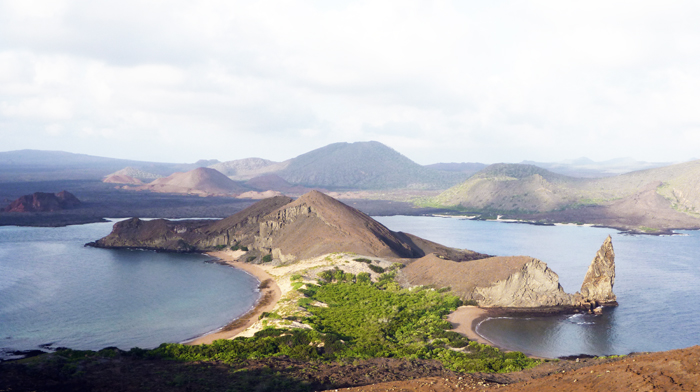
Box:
<box><xmin>247</xmin><ymin>256</ymin><xmax>256</xmax><ymax>262</ymax></box>
<box><xmin>368</xmin><ymin>264</ymin><xmax>385</xmax><ymax>274</ymax></box>
<box><xmin>240</xmin><ymin>246</ymin><xmax>249</xmax><ymax>251</ymax></box>
<box><xmin>290</xmin><ymin>274</ymin><xmax>303</xmax><ymax>281</ymax></box>
<box><xmin>639</xmin><ymin>226</ymin><xmax>660</xmax><ymax>233</ymax></box>
<box><xmin>231</xmin><ymin>242</ymin><xmax>240</xmax><ymax>251</ymax></box>
<box><xmin>353</xmin><ymin>258</ymin><xmax>372</xmax><ymax>264</ymax></box>
<box><xmin>213</xmin><ymin>244</ymin><xmax>227</xmax><ymax>250</ymax></box>
<box><xmin>262</xmin><ymin>254</ymin><xmax>273</xmax><ymax>263</ymax></box>
<box><xmin>151</xmin><ymin>272</ymin><xmax>539</xmax><ymax>373</ymax></box>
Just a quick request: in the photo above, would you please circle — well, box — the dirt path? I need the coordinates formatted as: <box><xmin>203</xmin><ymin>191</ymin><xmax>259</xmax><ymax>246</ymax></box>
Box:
<box><xmin>185</xmin><ymin>251</ymin><xmax>281</xmax><ymax>345</ymax></box>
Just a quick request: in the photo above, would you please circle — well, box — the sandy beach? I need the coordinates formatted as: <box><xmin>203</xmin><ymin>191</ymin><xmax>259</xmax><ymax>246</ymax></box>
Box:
<box><xmin>185</xmin><ymin>251</ymin><xmax>282</xmax><ymax>345</ymax></box>
<box><xmin>447</xmin><ymin>305</ymin><xmax>496</xmax><ymax>346</ymax></box>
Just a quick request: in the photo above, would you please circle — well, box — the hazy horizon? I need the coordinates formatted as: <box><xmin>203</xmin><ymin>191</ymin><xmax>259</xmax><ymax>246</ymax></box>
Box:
<box><xmin>1</xmin><ymin>1</ymin><xmax>699</xmax><ymax>165</ymax></box>
<box><xmin>0</xmin><ymin>142</ymin><xmax>686</xmax><ymax>167</ymax></box>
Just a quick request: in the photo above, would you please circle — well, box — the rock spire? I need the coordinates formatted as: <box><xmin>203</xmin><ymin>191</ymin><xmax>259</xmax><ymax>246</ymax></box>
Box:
<box><xmin>580</xmin><ymin>235</ymin><xmax>617</xmax><ymax>306</ymax></box>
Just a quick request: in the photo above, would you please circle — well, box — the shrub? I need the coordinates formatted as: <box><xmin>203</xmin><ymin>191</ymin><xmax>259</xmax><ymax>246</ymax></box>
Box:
<box><xmin>262</xmin><ymin>254</ymin><xmax>273</xmax><ymax>263</ymax></box>
<box><xmin>247</xmin><ymin>256</ymin><xmax>256</xmax><ymax>262</ymax></box>
<box><xmin>368</xmin><ymin>264</ymin><xmax>385</xmax><ymax>274</ymax></box>
<box><xmin>240</xmin><ymin>246</ymin><xmax>249</xmax><ymax>251</ymax></box>
<box><xmin>137</xmin><ymin>275</ymin><xmax>540</xmax><ymax>373</ymax></box>
<box><xmin>354</xmin><ymin>258</ymin><xmax>372</xmax><ymax>264</ymax></box>
<box><xmin>356</xmin><ymin>272</ymin><xmax>371</xmax><ymax>284</ymax></box>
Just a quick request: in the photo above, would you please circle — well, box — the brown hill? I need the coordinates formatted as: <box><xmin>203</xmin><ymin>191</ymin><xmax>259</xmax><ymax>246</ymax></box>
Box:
<box><xmin>4</xmin><ymin>191</ymin><xmax>80</xmax><ymax>212</ymax></box>
<box><xmin>103</xmin><ymin>174</ymin><xmax>143</xmax><ymax>185</ymax></box>
<box><xmin>136</xmin><ymin>167</ymin><xmax>250</xmax><ymax>196</ymax></box>
<box><xmin>333</xmin><ymin>345</ymin><xmax>700</xmax><ymax>392</ymax></box>
<box><xmin>402</xmin><ymin>254</ymin><xmax>574</xmax><ymax>307</ymax></box>
<box><xmin>90</xmin><ymin>191</ymin><xmax>486</xmax><ymax>262</ymax></box>
<box><xmin>109</xmin><ymin>166</ymin><xmax>162</xmax><ymax>180</ymax></box>
<box><xmin>432</xmin><ymin>161</ymin><xmax>700</xmax><ymax>232</ymax></box>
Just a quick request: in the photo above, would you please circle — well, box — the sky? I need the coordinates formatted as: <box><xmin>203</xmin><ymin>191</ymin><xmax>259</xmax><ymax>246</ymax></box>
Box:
<box><xmin>1</xmin><ymin>0</ymin><xmax>699</xmax><ymax>165</ymax></box>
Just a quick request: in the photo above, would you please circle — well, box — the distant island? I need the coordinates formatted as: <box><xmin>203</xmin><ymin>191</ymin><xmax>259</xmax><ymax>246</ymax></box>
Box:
<box><xmin>3</xmin><ymin>190</ymin><xmax>80</xmax><ymax>212</ymax></box>
<box><xmin>2</xmin><ymin>141</ymin><xmax>700</xmax><ymax>234</ymax></box>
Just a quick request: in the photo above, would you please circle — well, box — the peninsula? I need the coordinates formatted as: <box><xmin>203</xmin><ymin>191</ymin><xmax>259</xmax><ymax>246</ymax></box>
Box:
<box><xmin>89</xmin><ymin>191</ymin><xmax>617</xmax><ymax>332</ymax></box>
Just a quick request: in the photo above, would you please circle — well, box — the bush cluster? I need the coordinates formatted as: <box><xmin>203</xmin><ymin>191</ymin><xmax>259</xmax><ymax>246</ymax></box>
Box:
<box><xmin>151</xmin><ymin>272</ymin><xmax>539</xmax><ymax>373</ymax></box>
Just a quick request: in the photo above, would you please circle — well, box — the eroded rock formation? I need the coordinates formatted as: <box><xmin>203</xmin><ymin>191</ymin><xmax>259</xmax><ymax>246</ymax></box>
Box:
<box><xmin>89</xmin><ymin>191</ymin><xmax>487</xmax><ymax>262</ymax></box>
<box><xmin>579</xmin><ymin>235</ymin><xmax>617</xmax><ymax>306</ymax></box>
<box><xmin>475</xmin><ymin>258</ymin><xmax>576</xmax><ymax>307</ymax></box>
<box><xmin>403</xmin><ymin>236</ymin><xmax>618</xmax><ymax>310</ymax></box>
<box><xmin>4</xmin><ymin>191</ymin><xmax>80</xmax><ymax>212</ymax></box>
<box><xmin>403</xmin><ymin>254</ymin><xmax>575</xmax><ymax>307</ymax></box>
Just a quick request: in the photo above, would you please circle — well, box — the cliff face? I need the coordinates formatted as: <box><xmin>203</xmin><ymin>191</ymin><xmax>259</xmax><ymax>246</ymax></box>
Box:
<box><xmin>475</xmin><ymin>259</ymin><xmax>575</xmax><ymax>307</ymax></box>
<box><xmin>402</xmin><ymin>255</ymin><xmax>575</xmax><ymax>307</ymax></box>
<box><xmin>90</xmin><ymin>191</ymin><xmax>483</xmax><ymax>261</ymax></box>
<box><xmin>4</xmin><ymin>191</ymin><xmax>80</xmax><ymax>212</ymax></box>
<box><xmin>579</xmin><ymin>235</ymin><xmax>617</xmax><ymax>305</ymax></box>
<box><xmin>91</xmin><ymin>196</ymin><xmax>294</xmax><ymax>252</ymax></box>
<box><xmin>402</xmin><ymin>236</ymin><xmax>618</xmax><ymax>310</ymax></box>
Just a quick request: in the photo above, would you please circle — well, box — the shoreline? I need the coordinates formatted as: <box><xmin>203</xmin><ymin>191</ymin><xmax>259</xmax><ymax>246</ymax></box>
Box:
<box><xmin>185</xmin><ymin>251</ymin><xmax>282</xmax><ymax>345</ymax></box>
<box><xmin>448</xmin><ymin>306</ymin><xmax>581</xmax><ymax>359</ymax></box>
<box><xmin>447</xmin><ymin>306</ymin><xmax>500</xmax><ymax>347</ymax></box>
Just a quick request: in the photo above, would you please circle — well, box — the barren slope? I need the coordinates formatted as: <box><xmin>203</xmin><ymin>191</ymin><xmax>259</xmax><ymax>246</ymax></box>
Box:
<box><xmin>102</xmin><ymin>174</ymin><xmax>143</xmax><ymax>185</ymax></box>
<box><xmin>209</xmin><ymin>158</ymin><xmax>289</xmax><ymax>180</ymax></box>
<box><xmin>91</xmin><ymin>191</ymin><xmax>482</xmax><ymax>261</ymax></box>
<box><xmin>137</xmin><ymin>167</ymin><xmax>250</xmax><ymax>196</ymax></box>
<box><xmin>334</xmin><ymin>346</ymin><xmax>700</xmax><ymax>392</ymax></box>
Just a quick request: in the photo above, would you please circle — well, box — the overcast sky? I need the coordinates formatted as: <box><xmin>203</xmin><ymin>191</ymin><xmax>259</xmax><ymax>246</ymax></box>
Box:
<box><xmin>1</xmin><ymin>1</ymin><xmax>699</xmax><ymax>165</ymax></box>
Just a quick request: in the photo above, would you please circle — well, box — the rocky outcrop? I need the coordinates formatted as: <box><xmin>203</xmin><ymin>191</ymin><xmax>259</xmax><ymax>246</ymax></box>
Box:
<box><xmin>4</xmin><ymin>191</ymin><xmax>80</xmax><ymax>212</ymax></box>
<box><xmin>403</xmin><ymin>254</ymin><xmax>575</xmax><ymax>307</ymax></box>
<box><xmin>402</xmin><ymin>236</ymin><xmax>618</xmax><ymax>310</ymax></box>
<box><xmin>89</xmin><ymin>196</ymin><xmax>294</xmax><ymax>252</ymax></box>
<box><xmin>579</xmin><ymin>235</ymin><xmax>617</xmax><ymax>306</ymax></box>
<box><xmin>89</xmin><ymin>191</ymin><xmax>486</xmax><ymax>263</ymax></box>
<box><xmin>475</xmin><ymin>258</ymin><xmax>576</xmax><ymax>307</ymax></box>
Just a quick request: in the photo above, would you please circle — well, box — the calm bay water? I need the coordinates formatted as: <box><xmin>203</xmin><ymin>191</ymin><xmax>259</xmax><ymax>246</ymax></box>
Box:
<box><xmin>0</xmin><ymin>221</ymin><xmax>259</xmax><ymax>359</ymax></box>
<box><xmin>374</xmin><ymin>216</ymin><xmax>700</xmax><ymax>358</ymax></box>
<box><xmin>2</xmin><ymin>216</ymin><xmax>698</xmax><ymax>360</ymax></box>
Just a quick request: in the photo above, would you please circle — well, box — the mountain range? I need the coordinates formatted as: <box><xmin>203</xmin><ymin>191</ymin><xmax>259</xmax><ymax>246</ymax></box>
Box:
<box><xmin>2</xmin><ymin>142</ymin><xmax>699</xmax><ymax>232</ymax></box>
<box><xmin>430</xmin><ymin>160</ymin><xmax>700</xmax><ymax>233</ymax></box>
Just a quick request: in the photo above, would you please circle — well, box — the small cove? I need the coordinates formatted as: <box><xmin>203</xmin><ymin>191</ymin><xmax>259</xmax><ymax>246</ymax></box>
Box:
<box><xmin>374</xmin><ymin>216</ymin><xmax>700</xmax><ymax>358</ymax></box>
<box><xmin>0</xmin><ymin>221</ymin><xmax>260</xmax><ymax>360</ymax></box>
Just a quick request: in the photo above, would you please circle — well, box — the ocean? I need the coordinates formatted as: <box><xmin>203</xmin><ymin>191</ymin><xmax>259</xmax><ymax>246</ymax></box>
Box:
<box><xmin>2</xmin><ymin>216</ymin><xmax>698</xmax><ymax>360</ymax></box>
<box><xmin>0</xmin><ymin>220</ymin><xmax>260</xmax><ymax>360</ymax></box>
<box><xmin>375</xmin><ymin>216</ymin><xmax>700</xmax><ymax>358</ymax></box>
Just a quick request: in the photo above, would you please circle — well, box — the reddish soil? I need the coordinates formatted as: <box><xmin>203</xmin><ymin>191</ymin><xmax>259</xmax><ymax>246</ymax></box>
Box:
<box><xmin>3</xmin><ymin>344</ymin><xmax>698</xmax><ymax>392</ymax></box>
<box><xmin>332</xmin><ymin>346</ymin><xmax>700</xmax><ymax>392</ymax></box>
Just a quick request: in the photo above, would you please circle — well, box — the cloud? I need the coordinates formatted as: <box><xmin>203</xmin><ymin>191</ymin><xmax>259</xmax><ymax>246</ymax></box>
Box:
<box><xmin>0</xmin><ymin>0</ymin><xmax>699</xmax><ymax>164</ymax></box>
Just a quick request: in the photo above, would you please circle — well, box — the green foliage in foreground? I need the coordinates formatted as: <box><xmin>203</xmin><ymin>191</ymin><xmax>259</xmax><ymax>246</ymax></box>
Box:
<box><xmin>150</xmin><ymin>276</ymin><xmax>539</xmax><ymax>373</ymax></box>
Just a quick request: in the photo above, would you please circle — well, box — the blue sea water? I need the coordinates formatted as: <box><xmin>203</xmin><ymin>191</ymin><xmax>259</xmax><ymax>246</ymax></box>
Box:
<box><xmin>2</xmin><ymin>216</ymin><xmax>698</xmax><ymax>360</ymax></box>
<box><xmin>0</xmin><ymin>221</ymin><xmax>259</xmax><ymax>359</ymax></box>
<box><xmin>374</xmin><ymin>216</ymin><xmax>700</xmax><ymax>358</ymax></box>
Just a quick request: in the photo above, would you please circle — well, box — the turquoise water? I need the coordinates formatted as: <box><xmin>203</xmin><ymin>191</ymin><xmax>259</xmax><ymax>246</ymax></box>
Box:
<box><xmin>0</xmin><ymin>221</ymin><xmax>259</xmax><ymax>359</ymax></box>
<box><xmin>375</xmin><ymin>216</ymin><xmax>700</xmax><ymax>358</ymax></box>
